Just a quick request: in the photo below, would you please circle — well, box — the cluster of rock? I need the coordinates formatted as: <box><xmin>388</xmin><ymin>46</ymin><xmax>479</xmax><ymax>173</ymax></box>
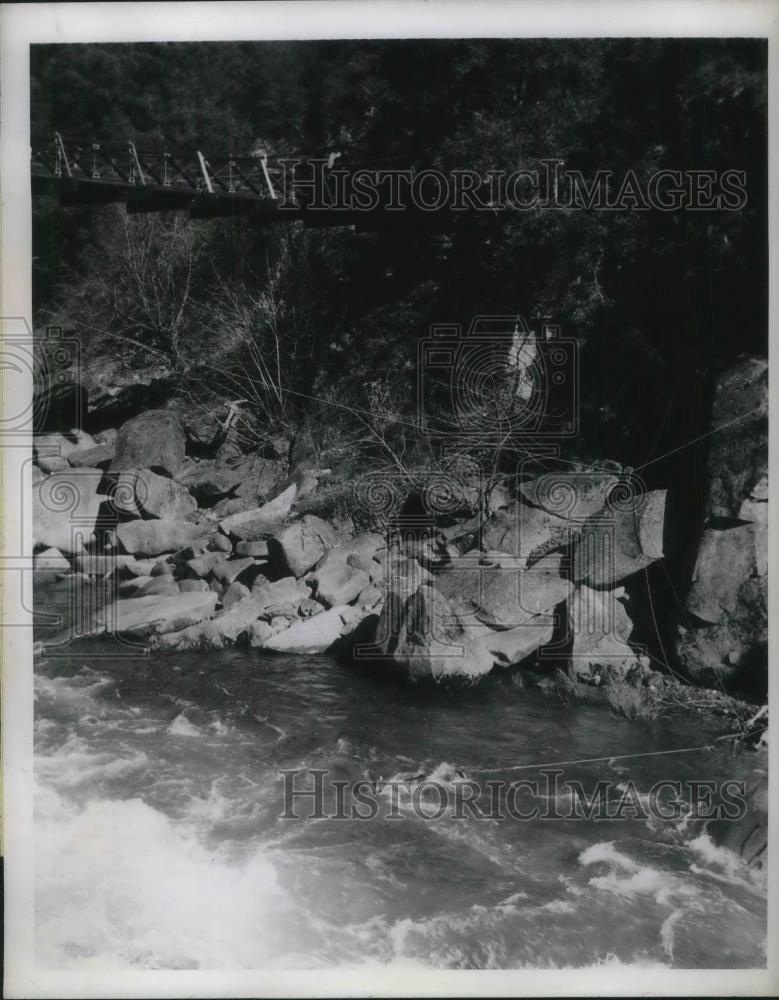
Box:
<box><xmin>33</xmin><ymin>408</ymin><xmax>385</xmax><ymax>655</ymax></box>
<box><xmin>369</xmin><ymin>474</ymin><xmax>664</xmax><ymax>682</ymax></box>
<box><xmin>32</xmin><ymin>355</ymin><xmax>768</xmax><ymax>692</ymax></box>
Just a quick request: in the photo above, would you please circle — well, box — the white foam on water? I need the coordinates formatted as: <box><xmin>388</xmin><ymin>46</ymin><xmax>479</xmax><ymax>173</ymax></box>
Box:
<box><xmin>579</xmin><ymin>841</ymin><xmax>676</xmax><ymax>904</ymax></box>
<box><xmin>588</xmin><ymin>866</ymin><xmax>674</xmax><ymax>902</ymax></box>
<box><xmin>32</xmin><ymin>668</ymin><xmax>767</xmax><ymax>971</ymax></box>
<box><xmin>167</xmin><ymin>713</ymin><xmax>201</xmax><ymax>738</ymax></box>
<box><xmin>687</xmin><ymin>832</ymin><xmax>745</xmax><ymax>876</ymax></box>
<box><xmin>660</xmin><ymin>907</ymin><xmax>684</xmax><ymax>960</ymax></box>
<box><xmin>177</xmin><ymin>773</ymin><xmax>275</xmax><ymax>832</ymax></box>
<box><xmin>35</xmin><ymin>785</ymin><xmax>301</xmax><ymax>970</ymax></box>
<box><xmin>540</xmin><ymin>899</ymin><xmax>576</xmax><ymax>914</ymax></box>
<box><xmin>35</xmin><ymin>733</ymin><xmax>149</xmax><ymax>791</ymax></box>
<box><xmin>208</xmin><ymin>718</ymin><xmax>231</xmax><ymax>736</ymax></box>
<box><xmin>35</xmin><ymin>672</ymin><xmax>118</xmax><ymax>716</ymax></box>
<box><xmin>501</xmin><ymin>891</ymin><xmax>529</xmax><ymax>905</ymax></box>
<box><xmin>684</xmin><ymin>831</ymin><xmax>766</xmax><ymax>898</ymax></box>
<box><xmin>579</xmin><ymin>841</ymin><xmax>639</xmax><ymax>871</ymax></box>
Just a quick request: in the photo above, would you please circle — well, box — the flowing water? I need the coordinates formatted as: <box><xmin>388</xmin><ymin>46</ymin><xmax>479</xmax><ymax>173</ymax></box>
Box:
<box><xmin>33</xmin><ymin>581</ymin><xmax>767</xmax><ymax>971</ymax></box>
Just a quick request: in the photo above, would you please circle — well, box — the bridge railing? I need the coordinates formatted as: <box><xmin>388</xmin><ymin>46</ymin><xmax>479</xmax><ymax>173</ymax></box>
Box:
<box><xmin>31</xmin><ymin>134</ymin><xmax>418</xmax><ymax>224</ymax></box>
<box><xmin>31</xmin><ymin>134</ymin><xmax>294</xmax><ymax>200</ymax></box>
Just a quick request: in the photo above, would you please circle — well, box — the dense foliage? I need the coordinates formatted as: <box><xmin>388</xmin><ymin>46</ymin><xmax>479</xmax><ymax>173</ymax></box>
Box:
<box><xmin>32</xmin><ymin>39</ymin><xmax>767</xmax><ymax>484</ymax></box>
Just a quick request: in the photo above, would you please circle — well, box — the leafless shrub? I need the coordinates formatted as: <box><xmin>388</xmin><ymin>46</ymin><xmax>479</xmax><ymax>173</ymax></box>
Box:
<box><xmin>53</xmin><ymin>206</ymin><xmax>207</xmax><ymax>359</ymax></box>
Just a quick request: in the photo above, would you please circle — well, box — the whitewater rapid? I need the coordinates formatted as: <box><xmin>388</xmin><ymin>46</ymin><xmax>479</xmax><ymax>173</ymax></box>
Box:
<box><xmin>34</xmin><ymin>652</ymin><xmax>767</xmax><ymax>970</ymax></box>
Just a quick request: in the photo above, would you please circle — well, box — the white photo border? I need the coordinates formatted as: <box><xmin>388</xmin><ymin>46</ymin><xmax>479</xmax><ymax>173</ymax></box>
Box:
<box><xmin>2</xmin><ymin>2</ymin><xmax>777</xmax><ymax>997</ymax></box>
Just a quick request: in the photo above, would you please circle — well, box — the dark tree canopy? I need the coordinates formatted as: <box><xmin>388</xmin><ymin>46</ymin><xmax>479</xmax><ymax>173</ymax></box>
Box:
<box><xmin>31</xmin><ymin>38</ymin><xmax>767</xmax><ymax>476</ymax></box>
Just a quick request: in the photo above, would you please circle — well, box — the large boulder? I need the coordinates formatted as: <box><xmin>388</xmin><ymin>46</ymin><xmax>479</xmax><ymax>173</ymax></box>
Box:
<box><xmin>74</xmin><ymin>554</ymin><xmax>136</xmax><ymax>577</ymax></box>
<box><xmin>259</xmin><ymin>606</ymin><xmax>354</xmax><ymax>654</ymax></box>
<box><xmin>34</xmin><ymin>429</ymin><xmax>96</xmax><ymax>462</ymax></box>
<box><xmin>370</xmin><ymin>583</ymin><xmax>495</xmax><ymax>681</ymax></box>
<box><xmin>312</xmin><ymin>560</ymin><xmax>369</xmax><ymax>607</ymax></box>
<box><xmin>356</xmin><ymin>585</ymin><xmax>384</xmax><ymax>610</ymax></box>
<box><xmin>184</xmin><ymin>551</ymin><xmax>226</xmax><ymax>579</ymax></box>
<box><xmin>111</xmin><ymin>467</ymin><xmax>197</xmax><ymax>520</ymax></box>
<box><xmin>111</xmin><ymin>410</ymin><xmax>186</xmax><ymax>477</ymax></box>
<box><xmin>122</xmin><ymin>557</ymin><xmax>158</xmax><ymax>577</ymax></box>
<box><xmin>179</xmin><ymin>402</ymin><xmax>225</xmax><ymax>453</ymax></box>
<box><xmin>677</xmin><ymin>522</ymin><xmax>767</xmax><ymax>686</ymax></box>
<box><xmin>218</xmin><ymin>484</ymin><xmax>297</xmax><ymax>536</ymax></box>
<box><xmin>94</xmin><ymin>428</ymin><xmax>117</xmax><ymax>446</ymax></box>
<box><xmin>175</xmin><ymin>455</ymin><xmax>282</xmax><ymax>508</ymax></box>
<box><xmin>33</xmin><ymin>547</ymin><xmax>72</xmax><ymax>573</ymax></box>
<box><xmin>347</xmin><ymin>551</ymin><xmax>384</xmax><ymax>582</ymax></box>
<box><xmin>175</xmin><ymin>459</ymin><xmax>242</xmax><ymax>505</ymax></box>
<box><xmin>92</xmin><ymin>591</ymin><xmax>218</xmax><ymax>639</ymax></box>
<box><xmin>151</xmin><ymin>594</ymin><xmax>264</xmax><ymax>650</ymax></box>
<box><xmin>268</xmin><ymin>514</ymin><xmax>336</xmax><ymax>578</ymax></box>
<box><xmin>211</xmin><ymin>556</ymin><xmax>257</xmax><ymax>586</ymax></box>
<box><xmin>35</xmin><ymin>454</ymin><xmax>70</xmax><ymax>474</ymax></box>
<box><xmin>435</xmin><ymin>552</ymin><xmax>573</xmax><ymax>629</ymax></box>
<box><xmin>118</xmin><ymin>576</ymin><xmax>153</xmax><ymax>598</ymax></box>
<box><xmin>229</xmin><ymin>456</ymin><xmax>284</xmax><ymax>501</ymax></box>
<box><xmin>567</xmin><ymin>585</ymin><xmax>642</xmax><ymax>678</ymax></box>
<box><xmin>739</xmin><ymin>474</ymin><xmax>767</xmax><ymax>578</ymax></box>
<box><xmin>33</xmin><ymin>468</ymin><xmax>109</xmax><ymax>555</ymax></box>
<box><xmin>476</xmin><ymin>617</ymin><xmax>555</xmax><ymax>666</ymax></box>
<box><xmin>223</xmin><ymin>582</ymin><xmax>251</xmax><ymax>609</ymax></box>
<box><xmin>116</xmin><ymin>518</ymin><xmax>205</xmax><ymax>557</ymax></box>
<box><xmin>703</xmin><ymin>356</ymin><xmax>767</xmax><ymax>519</ymax></box>
<box><xmin>68</xmin><ymin>443</ymin><xmax>115</xmax><ymax>469</ymax></box>
<box><xmin>150</xmin><ymin>557</ymin><xmax>176</xmax><ymax>577</ymax></box>
<box><xmin>340</xmin><ymin>532</ymin><xmax>386</xmax><ymax>563</ymax></box>
<box><xmin>572</xmin><ymin>490</ymin><xmax>666</xmax><ymax>588</ymax></box>
<box><xmin>378</xmin><ymin>555</ymin><xmax>433</xmax><ymax>598</ymax></box>
<box><xmin>135</xmin><ymin>576</ymin><xmax>181</xmax><ymax>598</ymax></box>
<box><xmin>519</xmin><ymin>472</ymin><xmax>620</xmax><ymax>522</ymax></box>
<box><xmin>253</xmin><ymin>575</ymin><xmax>311</xmax><ymax>614</ymax></box>
<box><xmin>208</xmin><ymin>533</ymin><xmax>233</xmax><ymax>554</ymax></box>
<box><xmin>481</xmin><ymin>501</ymin><xmax>572</xmax><ymax>567</ymax></box>
<box><xmin>685</xmin><ymin>525</ymin><xmax>758</xmax><ymax>623</ymax></box>
<box><xmin>308</xmin><ymin>533</ymin><xmax>385</xmax><ymax>607</ymax></box>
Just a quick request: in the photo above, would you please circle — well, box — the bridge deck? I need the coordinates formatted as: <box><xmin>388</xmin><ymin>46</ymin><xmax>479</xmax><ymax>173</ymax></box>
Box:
<box><xmin>31</xmin><ymin>134</ymin><xmax>442</xmax><ymax>230</ymax></box>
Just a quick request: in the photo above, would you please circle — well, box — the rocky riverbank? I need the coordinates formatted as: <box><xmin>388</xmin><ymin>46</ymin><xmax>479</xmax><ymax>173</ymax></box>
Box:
<box><xmin>33</xmin><ymin>356</ymin><xmax>767</xmax><ymax>706</ymax></box>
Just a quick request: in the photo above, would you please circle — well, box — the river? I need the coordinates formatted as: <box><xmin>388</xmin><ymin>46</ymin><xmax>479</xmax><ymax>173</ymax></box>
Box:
<box><xmin>33</xmin><ymin>579</ymin><xmax>766</xmax><ymax>970</ymax></box>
